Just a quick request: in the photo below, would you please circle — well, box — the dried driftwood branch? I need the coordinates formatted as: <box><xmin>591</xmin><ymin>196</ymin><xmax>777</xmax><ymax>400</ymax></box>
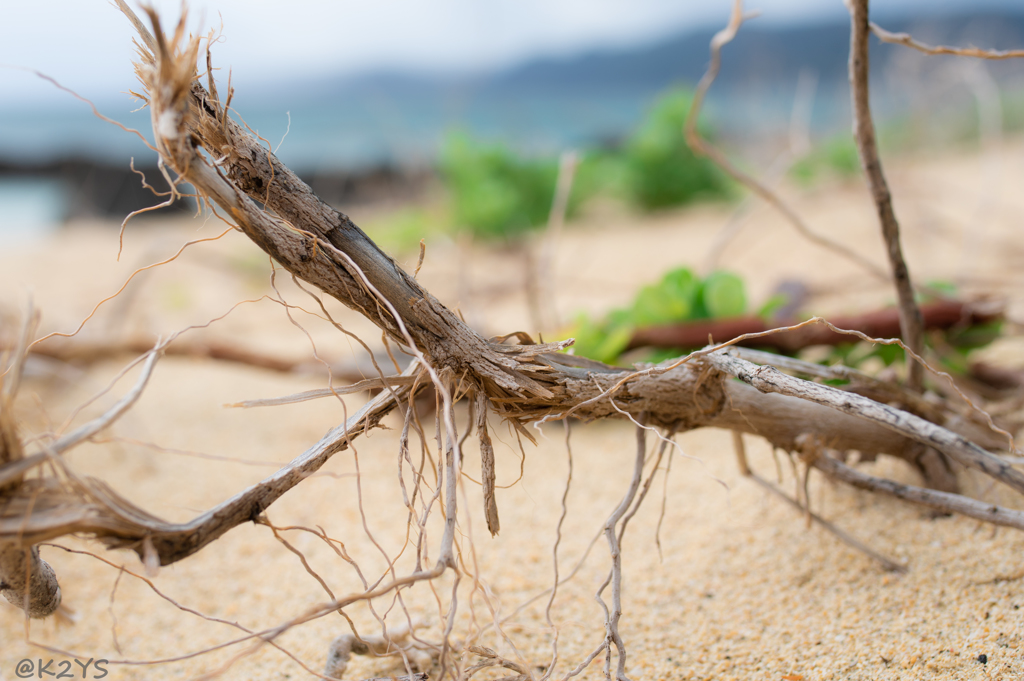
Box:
<box><xmin>710</xmin><ymin>350</ymin><xmax>1024</xmax><ymax>494</ymax></box>
<box><xmin>848</xmin><ymin>0</ymin><xmax>926</xmax><ymax>392</ymax></box>
<box><xmin>0</xmin><ymin>308</ymin><xmax>62</xmax><ymax>618</ymax></box>
<box><xmin>1</xmin><ymin>2</ymin><xmax>1013</xmax><ymax>583</ymax></box>
<box><xmin>116</xmin><ymin>3</ymin><xmax>973</xmax><ymax>446</ymax></box>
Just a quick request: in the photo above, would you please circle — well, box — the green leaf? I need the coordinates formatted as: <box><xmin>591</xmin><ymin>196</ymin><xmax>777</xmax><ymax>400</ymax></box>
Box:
<box><xmin>632</xmin><ymin>285</ymin><xmax>688</xmax><ymax>326</ymax></box>
<box><xmin>565</xmin><ymin>313</ymin><xmax>634</xmax><ymax>365</ymax></box>
<box><xmin>870</xmin><ymin>343</ymin><xmax>905</xmax><ymax>367</ymax></box>
<box><xmin>925</xmin><ymin>280</ymin><xmax>958</xmax><ymax>297</ymax></box>
<box><xmin>439</xmin><ymin>132</ymin><xmax>559</xmax><ymax>240</ymax></box>
<box><xmin>947</xmin><ymin>321</ymin><xmax>1003</xmax><ymax>351</ymax></box>
<box><xmin>591</xmin><ymin>324</ymin><xmax>636</xmax><ymax>365</ymax></box>
<box><xmin>701</xmin><ymin>271</ymin><xmax>747</xmax><ymax>318</ymax></box>
<box><xmin>661</xmin><ymin>267</ymin><xmax>699</xmax><ymax>317</ymax></box>
<box><xmin>757</xmin><ymin>293</ymin><xmax>789</xmax><ymax>321</ymax></box>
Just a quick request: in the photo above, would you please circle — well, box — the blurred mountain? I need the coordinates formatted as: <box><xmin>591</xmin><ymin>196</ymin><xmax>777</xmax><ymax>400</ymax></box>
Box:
<box><xmin>201</xmin><ymin>8</ymin><xmax>1024</xmax><ymax>169</ymax></box>
<box><xmin>3</xmin><ymin>8</ymin><xmax>1024</xmax><ymax>220</ymax></box>
<box><xmin>484</xmin><ymin>11</ymin><xmax>1024</xmax><ymax>94</ymax></box>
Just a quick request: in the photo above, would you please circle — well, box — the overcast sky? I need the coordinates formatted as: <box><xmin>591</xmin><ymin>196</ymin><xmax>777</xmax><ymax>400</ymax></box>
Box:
<box><xmin>0</xmin><ymin>0</ymin><xmax>1016</xmax><ymax>108</ymax></box>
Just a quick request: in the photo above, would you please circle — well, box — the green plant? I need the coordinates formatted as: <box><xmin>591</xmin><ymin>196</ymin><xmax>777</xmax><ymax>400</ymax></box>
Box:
<box><xmin>570</xmin><ymin>148</ymin><xmax>630</xmax><ymax>207</ymax></box>
<box><xmin>437</xmin><ymin>87</ymin><xmax>733</xmax><ymax>240</ymax></box>
<box><xmin>566</xmin><ymin>267</ymin><xmax>747</xmax><ymax>365</ymax></box>
<box><xmin>621</xmin><ymin>88</ymin><xmax>731</xmax><ymax>210</ymax></box>
<box><xmin>439</xmin><ymin>132</ymin><xmax>561</xmax><ymax>240</ymax></box>
<box><xmin>790</xmin><ymin>135</ymin><xmax>861</xmax><ymax>185</ymax></box>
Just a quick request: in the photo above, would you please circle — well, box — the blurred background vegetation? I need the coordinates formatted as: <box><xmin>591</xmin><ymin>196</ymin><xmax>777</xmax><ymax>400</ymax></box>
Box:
<box><xmin>434</xmin><ymin>88</ymin><xmax>731</xmax><ymax>243</ymax></box>
<box><xmin>5</xmin><ymin>6</ymin><xmax>1024</xmax><ymax>247</ymax></box>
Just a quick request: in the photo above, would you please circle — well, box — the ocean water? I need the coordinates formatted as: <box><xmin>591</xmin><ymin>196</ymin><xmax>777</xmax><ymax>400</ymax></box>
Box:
<box><xmin>0</xmin><ymin>82</ymin><xmax>857</xmax><ymax>170</ymax></box>
<box><xmin>0</xmin><ymin>71</ymin><xmax>976</xmax><ymax>246</ymax></box>
<box><xmin>0</xmin><ymin>178</ymin><xmax>67</xmax><ymax>246</ymax></box>
<box><xmin>0</xmin><ymin>90</ymin><xmax>664</xmax><ymax>171</ymax></box>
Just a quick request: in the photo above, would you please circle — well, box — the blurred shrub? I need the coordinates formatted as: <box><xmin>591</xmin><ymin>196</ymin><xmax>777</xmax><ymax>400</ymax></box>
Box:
<box><xmin>570</xmin><ymin>148</ymin><xmax>629</xmax><ymax>207</ymax></box>
<box><xmin>439</xmin><ymin>133</ymin><xmax>562</xmax><ymax>240</ymax></box>
<box><xmin>790</xmin><ymin>136</ymin><xmax>861</xmax><ymax>185</ymax></box>
<box><xmin>438</xmin><ymin>87</ymin><xmax>732</xmax><ymax>240</ymax></box>
<box><xmin>620</xmin><ymin>88</ymin><xmax>731</xmax><ymax>210</ymax></box>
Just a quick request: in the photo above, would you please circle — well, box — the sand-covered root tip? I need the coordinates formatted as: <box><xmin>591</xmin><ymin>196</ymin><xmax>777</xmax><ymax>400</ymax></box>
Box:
<box><xmin>324</xmin><ymin>619</ymin><xmax>435</xmax><ymax>680</ymax></box>
<box><xmin>0</xmin><ymin>544</ymin><xmax>62</xmax><ymax>618</ymax></box>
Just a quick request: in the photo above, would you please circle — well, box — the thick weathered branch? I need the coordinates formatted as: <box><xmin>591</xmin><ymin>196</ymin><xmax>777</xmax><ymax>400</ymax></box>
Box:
<box><xmin>711</xmin><ymin>350</ymin><xmax>1024</xmax><ymax>495</ymax></box>
<box><xmin>848</xmin><ymin>0</ymin><xmax>925</xmax><ymax>391</ymax></box>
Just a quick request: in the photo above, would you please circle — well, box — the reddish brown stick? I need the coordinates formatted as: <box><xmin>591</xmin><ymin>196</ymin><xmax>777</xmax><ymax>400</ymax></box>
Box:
<box><xmin>22</xmin><ymin>337</ymin><xmax>298</xmax><ymax>372</ymax></box>
<box><xmin>626</xmin><ymin>300</ymin><xmax>999</xmax><ymax>354</ymax></box>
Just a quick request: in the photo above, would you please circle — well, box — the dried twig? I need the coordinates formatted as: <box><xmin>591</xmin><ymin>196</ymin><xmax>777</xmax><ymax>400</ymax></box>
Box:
<box><xmin>48</xmin><ymin>342</ymin><xmax>164</xmax><ymax>455</ymax></box>
<box><xmin>21</xmin><ymin>335</ymin><xmax>314</xmax><ymax>373</ymax></box>
<box><xmin>227</xmin><ymin>375</ymin><xmax>417</xmax><ymax>409</ymax></box>
<box><xmin>685</xmin><ymin>0</ymin><xmax>889</xmax><ymax>283</ymax></box>
<box><xmin>534</xmin><ymin>150</ymin><xmax>579</xmax><ymax>332</ymax></box>
<box><xmin>848</xmin><ymin>0</ymin><xmax>925</xmax><ymax>391</ymax></box>
<box><xmin>476</xmin><ymin>392</ymin><xmax>500</xmax><ymax>536</ymax></box>
<box><xmin>735</xmin><ymin>427</ymin><xmax>904</xmax><ymax>572</ymax></box>
<box><xmin>702</xmin><ymin>67</ymin><xmax>816</xmax><ymax>273</ymax></box>
<box><xmin>603</xmin><ymin>424</ymin><xmax>647</xmax><ymax>681</ymax></box>
<box><xmin>871</xmin><ymin>22</ymin><xmax>1024</xmax><ymax>60</ymax></box>
<box><xmin>806</xmin><ymin>444</ymin><xmax>1024</xmax><ymax>531</ymax></box>
<box><xmin>0</xmin><ymin>309</ymin><xmax>62</xmax><ymax>619</ymax></box>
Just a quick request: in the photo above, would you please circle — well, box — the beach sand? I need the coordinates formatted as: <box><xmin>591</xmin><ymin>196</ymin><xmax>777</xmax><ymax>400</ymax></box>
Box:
<box><xmin>2</xmin><ymin>141</ymin><xmax>1024</xmax><ymax>680</ymax></box>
